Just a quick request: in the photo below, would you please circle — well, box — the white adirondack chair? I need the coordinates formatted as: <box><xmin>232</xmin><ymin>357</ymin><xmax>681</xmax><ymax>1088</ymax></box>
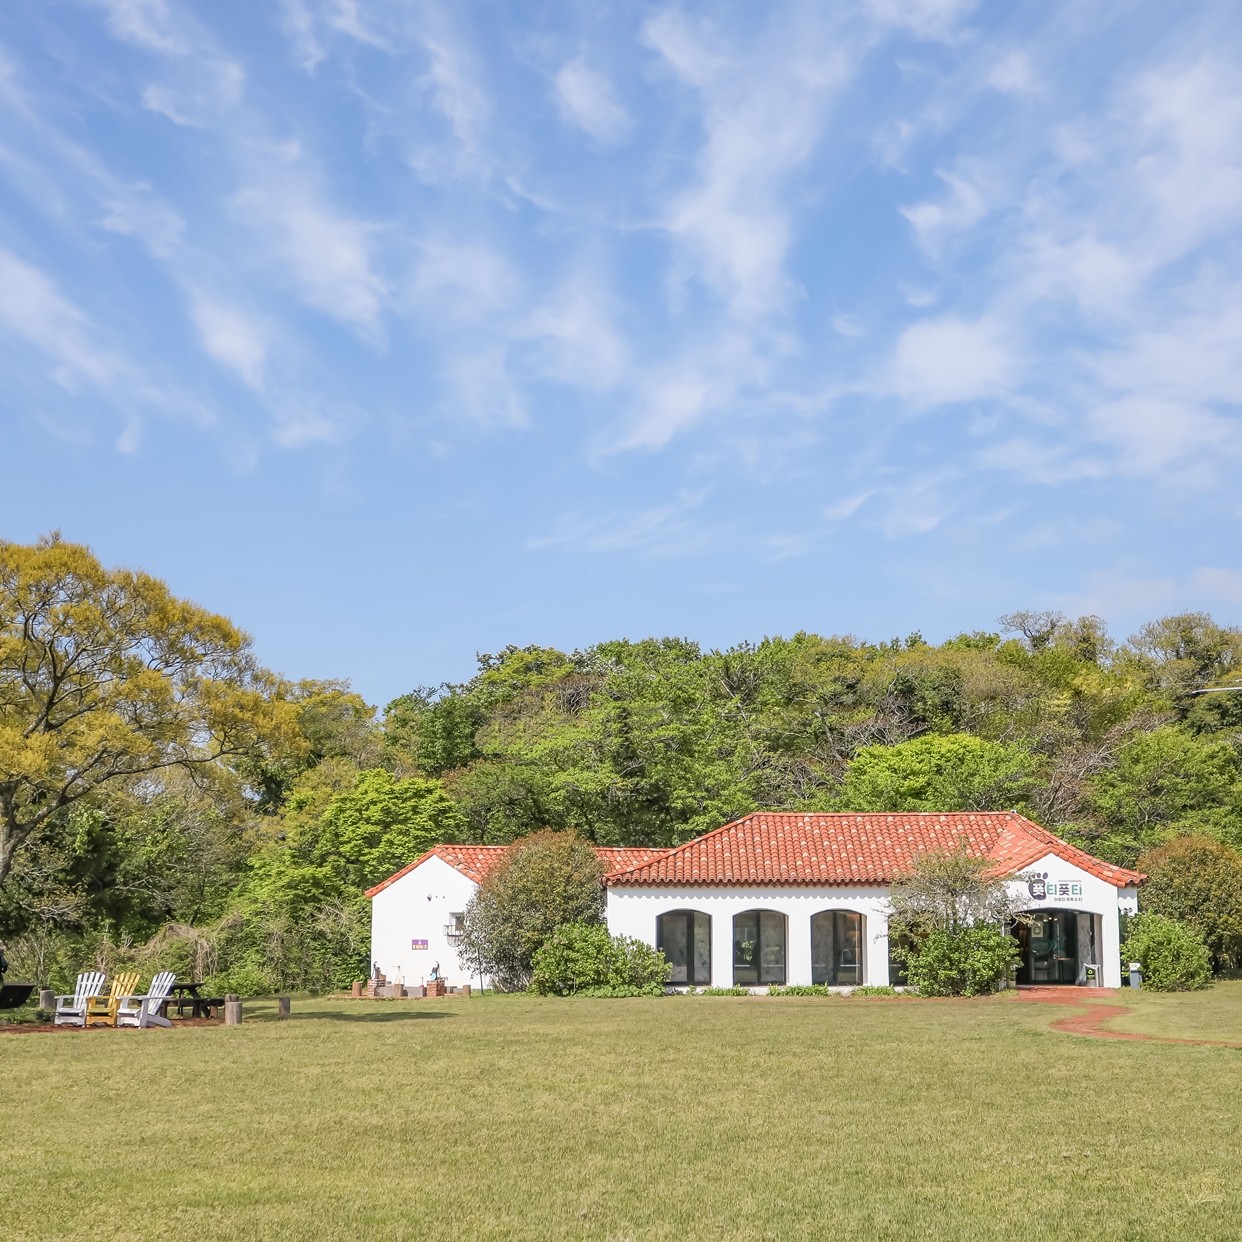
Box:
<box><xmin>117</xmin><ymin>971</ymin><xmax>176</xmax><ymax>1029</ymax></box>
<box><xmin>54</xmin><ymin>971</ymin><xmax>107</xmax><ymax>1028</ymax></box>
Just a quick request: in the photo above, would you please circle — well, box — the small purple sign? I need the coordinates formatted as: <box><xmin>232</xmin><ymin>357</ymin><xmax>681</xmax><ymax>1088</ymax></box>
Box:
<box><xmin>411</xmin><ymin>938</ymin><xmax>429</xmax><ymax>950</ymax></box>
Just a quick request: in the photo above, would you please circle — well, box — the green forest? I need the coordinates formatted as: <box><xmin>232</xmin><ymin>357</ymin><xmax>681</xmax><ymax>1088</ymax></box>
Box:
<box><xmin>5</xmin><ymin>535</ymin><xmax>1242</xmax><ymax>994</ymax></box>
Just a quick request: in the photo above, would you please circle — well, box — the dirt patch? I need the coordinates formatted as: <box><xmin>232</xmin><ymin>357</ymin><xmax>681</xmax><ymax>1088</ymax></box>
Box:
<box><xmin>1016</xmin><ymin>988</ymin><xmax>1242</xmax><ymax>1048</ymax></box>
<box><xmin>0</xmin><ymin>1018</ymin><xmax>220</xmax><ymax>1035</ymax></box>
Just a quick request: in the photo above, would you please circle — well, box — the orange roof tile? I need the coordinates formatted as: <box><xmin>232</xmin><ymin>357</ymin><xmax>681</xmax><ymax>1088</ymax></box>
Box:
<box><xmin>365</xmin><ymin>844</ymin><xmax>670</xmax><ymax>898</ymax></box>
<box><xmin>603</xmin><ymin>812</ymin><xmax>1145</xmax><ymax>890</ymax></box>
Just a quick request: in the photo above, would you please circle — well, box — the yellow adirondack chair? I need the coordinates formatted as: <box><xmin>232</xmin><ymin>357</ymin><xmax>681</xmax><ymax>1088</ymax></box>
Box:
<box><xmin>84</xmin><ymin>970</ymin><xmax>141</xmax><ymax>1028</ymax></box>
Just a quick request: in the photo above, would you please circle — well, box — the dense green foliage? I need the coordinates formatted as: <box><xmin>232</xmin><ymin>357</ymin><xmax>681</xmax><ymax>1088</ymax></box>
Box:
<box><xmin>529</xmin><ymin>922</ymin><xmax>670</xmax><ymax>996</ymax></box>
<box><xmin>457</xmin><ymin>830</ymin><xmax>606</xmax><ymax>991</ymax></box>
<box><xmin>1138</xmin><ymin>836</ymin><xmax>1242</xmax><ymax>971</ymax></box>
<box><xmin>897</xmin><ymin>925</ymin><xmax>1021</xmax><ymax>996</ymax></box>
<box><xmin>1122</xmin><ymin>912</ymin><xmax>1213</xmax><ymax>992</ymax></box>
<box><xmin>885</xmin><ymin>848</ymin><xmax>1025</xmax><ymax>996</ymax></box>
<box><xmin>5</xmin><ymin>536</ymin><xmax>1242</xmax><ymax>993</ymax></box>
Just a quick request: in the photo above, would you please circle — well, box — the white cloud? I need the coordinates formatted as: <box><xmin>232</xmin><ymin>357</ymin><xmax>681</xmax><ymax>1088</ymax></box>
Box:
<box><xmin>554</xmin><ymin>58</ymin><xmax>633</xmax><ymax>146</ymax></box>
<box><xmin>644</xmin><ymin>10</ymin><xmax>850</xmax><ymax>323</ymax></box>
<box><xmin>233</xmin><ymin>168</ymin><xmax>386</xmax><ymax>342</ymax></box>
<box><xmin>85</xmin><ymin>0</ymin><xmax>190</xmax><ymax>55</ymax></box>
<box><xmin>527</xmin><ymin>490</ymin><xmax>710</xmax><ymax>556</ymax></box>
<box><xmin>866</xmin><ymin>0</ymin><xmax>979</xmax><ymax>41</ymax></box>
<box><xmin>824</xmin><ymin>491</ymin><xmax>873</xmax><ymax>521</ymax></box>
<box><xmin>519</xmin><ymin>274</ymin><xmax>627</xmax><ymax>391</ymax></box>
<box><xmin>0</xmin><ymin>248</ymin><xmax>120</xmax><ymax>388</ymax></box>
<box><xmin>1087</xmin><ymin>397</ymin><xmax>1239</xmax><ymax>478</ymax></box>
<box><xmin>276</xmin><ymin>0</ymin><xmax>391</xmax><ymax>71</ymax></box>
<box><xmin>141</xmin><ymin>59</ymin><xmax>244</xmax><ymax>127</ymax></box>
<box><xmin>900</xmin><ymin>166</ymin><xmax>990</xmax><ymax>254</ymax></box>
<box><xmin>890</xmin><ymin>314</ymin><xmax>1016</xmax><ymax>407</ymax></box>
<box><xmin>987</xmin><ymin>51</ymin><xmax>1036</xmax><ymax>95</ymax></box>
<box><xmin>419</xmin><ymin>33</ymin><xmax>491</xmax><ymax>165</ymax></box>
<box><xmin>188</xmin><ymin>294</ymin><xmax>267</xmax><ymax>389</ymax></box>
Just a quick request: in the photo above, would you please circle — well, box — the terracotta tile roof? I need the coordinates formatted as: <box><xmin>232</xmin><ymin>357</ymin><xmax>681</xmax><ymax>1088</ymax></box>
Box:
<box><xmin>365</xmin><ymin>844</ymin><xmax>670</xmax><ymax>897</ymax></box>
<box><xmin>603</xmin><ymin>812</ymin><xmax>1146</xmax><ymax>890</ymax></box>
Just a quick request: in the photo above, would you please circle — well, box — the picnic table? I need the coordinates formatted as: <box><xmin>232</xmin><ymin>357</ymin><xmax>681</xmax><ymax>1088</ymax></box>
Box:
<box><xmin>167</xmin><ymin>982</ymin><xmax>223</xmax><ymax>1019</ymax></box>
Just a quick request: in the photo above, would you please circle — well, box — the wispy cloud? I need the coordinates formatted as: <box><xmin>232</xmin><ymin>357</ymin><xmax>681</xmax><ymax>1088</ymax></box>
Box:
<box><xmin>527</xmin><ymin>490</ymin><xmax>711</xmax><ymax>557</ymax></box>
<box><xmin>554</xmin><ymin>57</ymin><xmax>633</xmax><ymax>147</ymax></box>
<box><xmin>0</xmin><ymin>247</ymin><xmax>120</xmax><ymax>388</ymax></box>
<box><xmin>232</xmin><ymin>159</ymin><xmax>387</xmax><ymax>344</ymax></box>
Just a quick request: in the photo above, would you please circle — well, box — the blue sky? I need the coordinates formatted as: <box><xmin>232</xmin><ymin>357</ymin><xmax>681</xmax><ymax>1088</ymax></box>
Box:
<box><xmin>2</xmin><ymin>1</ymin><xmax>1241</xmax><ymax>708</ymax></box>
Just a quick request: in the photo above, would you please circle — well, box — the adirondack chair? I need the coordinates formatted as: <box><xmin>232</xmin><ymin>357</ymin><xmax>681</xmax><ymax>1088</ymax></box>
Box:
<box><xmin>117</xmin><ymin>970</ymin><xmax>175</xmax><ymax>1029</ymax></box>
<box><xmin>54</xmin><ymin>971</ymin><xmax>107</xmax><ymax>1028</ymax></box>
<box><xmin>84</xmin><ymin>970</ymin><xmax>141</xmax><ymax>1028</ymax></box>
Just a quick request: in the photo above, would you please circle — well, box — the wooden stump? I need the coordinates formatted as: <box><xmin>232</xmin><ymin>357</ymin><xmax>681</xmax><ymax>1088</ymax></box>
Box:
<box><xmin>350</xmin><ymin>981</ymin><xmax>362</xmax><ymax>999</ymax></box>
<box><xmin>277</xmin><ymin>996</ymin><xmax>291</xmax><ymax>1019</ymax></box>
<box><xmin>39</xmin><ymin>988</ymin><xmax>55</xmax><ymax>1011</ymax></box>
<box><xmin>462</xmin><ymin>985</ymin><xmax>471</xmax><ymax>998</ymax></box>
<box><xmin>224</xmin><ymin>994</ymin><xmax>243</xmax><ymax>1026</ymax></box>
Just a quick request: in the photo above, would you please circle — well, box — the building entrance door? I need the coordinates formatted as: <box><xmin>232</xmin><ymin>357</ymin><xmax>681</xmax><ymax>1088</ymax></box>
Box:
<box><xmin>1014</xmin><ymin>910</ymin><xmax>1079</xmax><ymax>985</ymax></box>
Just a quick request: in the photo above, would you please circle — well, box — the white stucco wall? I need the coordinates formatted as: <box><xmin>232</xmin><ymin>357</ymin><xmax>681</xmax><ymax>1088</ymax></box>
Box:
<box><xmin>369</xmin><ymin>855</ymin><xmax>484</xmax><ymax>988</ymax></box>
<box><xmin>608</xmin><ymin>855</ymin><xmax>1138</xmax><ymax>989</ymax></box>
<box><xmin>606</xmin><ymin>885</ymin><xmax>894</xmax><ymax>988</ymax></box>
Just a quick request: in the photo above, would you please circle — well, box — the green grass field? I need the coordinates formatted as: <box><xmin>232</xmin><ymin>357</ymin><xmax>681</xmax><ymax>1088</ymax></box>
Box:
<box><xmin>4</xmin><ymin>986</ymin><xmax>1241</xmax><ymax>1241</ymax></box>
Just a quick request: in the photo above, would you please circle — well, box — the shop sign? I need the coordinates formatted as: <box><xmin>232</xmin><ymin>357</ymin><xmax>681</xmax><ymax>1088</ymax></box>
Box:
<box><xmin>1025</xmin><ymin>873</ymin><xmax>1083</xmax><ymax>903</ymax></box>
<box><xmin>411</xmin><ymin>938</ymin><xmax>429</xmax><ymax>950</ymax></box>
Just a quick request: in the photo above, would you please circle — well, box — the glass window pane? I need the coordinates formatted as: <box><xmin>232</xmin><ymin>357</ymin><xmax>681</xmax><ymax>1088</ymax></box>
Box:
<box><xmin>810</xmin><ymin>911</ymin><xmax>834</xmax><ymax>986</ymax></box>
<box><xmin>834</xmin><ymin>912</ymin><xmax>861</xmax><ymax>985</ymax></box>
<box><xmin>733</xmin><ymin>912</ymin><xmax>759</xmax><ymax>985</ymax></box>
<box><xmin>659</xmin><ymin>913</ymin><xmax>689</xmax><ymax>984</ymax></box>
<box><xmin>759</xmin><ymin>911</ymin><xmax>786</xmax><ymax>983</ymax></box>
<box><xmin>692</xmin><ymin>912</ymin><xmax>711</xmax><ymax>985</ymax></box>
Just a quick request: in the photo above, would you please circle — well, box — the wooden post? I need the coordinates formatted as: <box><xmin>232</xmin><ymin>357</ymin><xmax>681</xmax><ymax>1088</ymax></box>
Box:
<box><xmin>39</xmin><ymin>988</ymin><xmax>55</xmax><ymax>1011</ymax></box>
<box><xmin>224</xmin><ymin>994</ymin><xmax>243</xmax><ymax>1026</ymax></box>
<box><xmin>462</xmin><ymin>985</ymin><xmax>471</xmax><ymax>998</ymax></box>
<box><xmin>350</xmin><ymin>981</ymin><xmax>362</xmax><ymax>999</ymax></box>
<box><xmin>277</xmin><ymin>996</ymin><xmax>291</xmax><ymax>1019</ymax></box>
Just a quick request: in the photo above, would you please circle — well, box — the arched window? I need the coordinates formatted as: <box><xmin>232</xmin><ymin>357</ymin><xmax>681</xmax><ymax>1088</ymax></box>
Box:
<box><xmin>733</xmin><ymin>910</ymin><xmax>786</xmax><ymax>986</ymax></box>
<box><xmin>656</xmin><ymin>910</ymin><xmax>711</xmax><ymax>985</ymax></box>
<box><xmin>810</xmin><ymin>910</ymin><xmax>864</xmax><ymax>986</ymax></box>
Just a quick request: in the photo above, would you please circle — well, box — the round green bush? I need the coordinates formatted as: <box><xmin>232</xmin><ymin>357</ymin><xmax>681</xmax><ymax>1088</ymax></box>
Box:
<box><xmin>1121</xmin><ymin>913</ymin><xmax>1211</xmax><ymax>992</ymax></box>
<box><xmin>529</xmin><ymin>923</ymin><xmax>670</xmax><ymax>996</ymax></box>
<box><xmin>901</xmin><ymin>925</ymin><xmax>1019</xmax><ymax>997</ymax></box>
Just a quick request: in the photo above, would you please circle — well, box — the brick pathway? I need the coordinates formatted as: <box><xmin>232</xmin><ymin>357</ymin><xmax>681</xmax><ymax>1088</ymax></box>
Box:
<box><xmin>1017</xmin><ymin>986</ymin><xmax>1241</xmax><ymax>1048</ymax></box>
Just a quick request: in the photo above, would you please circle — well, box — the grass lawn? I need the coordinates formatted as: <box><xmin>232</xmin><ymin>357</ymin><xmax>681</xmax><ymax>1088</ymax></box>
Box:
<box><xmin>3</xmin><ymin>988</ymin><xmax>1241</xmax><ymax>1241</ymax></box>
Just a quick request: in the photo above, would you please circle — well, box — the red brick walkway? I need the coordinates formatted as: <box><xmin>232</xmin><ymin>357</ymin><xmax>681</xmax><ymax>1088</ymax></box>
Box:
<box><xmin>1016</xmin><ymin>986</ymin><xmax>1241</xmax><ymax>1048</ymax></box>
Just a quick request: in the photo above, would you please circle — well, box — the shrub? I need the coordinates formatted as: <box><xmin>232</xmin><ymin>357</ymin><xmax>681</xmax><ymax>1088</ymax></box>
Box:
<box><xmin>1122</xmin><ymin>913</ymin><xmax>1211</xmax><ymax>992</ymax></box>
<box><xmin>699</xmin><ymin>986</ymin><xmax>749</xmax><ymax>996</ymax></box>
<box><xmin>899</xmin><ymin>925</ymin><xmax>1019</xmax><ymax>997</ymax></box>
<box><xmin>1138</xmin><ymin>836</ymin><xmax>1242</xmax><ymax>972</ymax></box>
<box><xmin>458</xmin><ymin>830</ymin><xmax>606</xmax><ymax>991</ymax></box>
<box><xmin>767</xmin><ymin>984</ymin><xmax>835</xmax><ymax>997</ymax></box>
<box><xmin>851</xmin><ymin>985</ymin><xmax>903</xmax><ymax>997</ymax></box>
<box><xmin>529</xmin><ymin>923</ymin><xmax>670</xmax><ymax>996</ymax></box>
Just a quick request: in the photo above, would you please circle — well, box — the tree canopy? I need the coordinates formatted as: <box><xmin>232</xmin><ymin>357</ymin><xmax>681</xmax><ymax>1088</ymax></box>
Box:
<box><xmin>0</xmin><ymin>534</ymin><xmax>296</xmax><ymax>889</ymax></box>
<box><xmin>5</xmin><ymin>535</ymin><xmax>1242</xmax><ymax>993</ymax></box>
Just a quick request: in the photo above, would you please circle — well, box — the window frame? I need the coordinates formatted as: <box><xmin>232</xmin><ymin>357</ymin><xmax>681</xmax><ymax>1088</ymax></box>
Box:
<box><xmin>810</xmin><ymin>909</ymin><xmax>866</xmax><ymax>986</ymax></box>
<box><xmin>732</xmin><ymin>909</ymin><xmax>787</xmax><ymax>987</ymax></box>
<box><xmin>656</xmin><ymin>909</ymin><xmax>712</xmax><ymax>986</ymax></box>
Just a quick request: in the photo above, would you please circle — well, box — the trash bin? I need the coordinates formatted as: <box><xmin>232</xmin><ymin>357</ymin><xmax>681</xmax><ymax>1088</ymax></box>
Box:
<box><xmin>1128</xmin><ymin>961</ymin><xmax>1142</xmax><ymax>990</ymax></box>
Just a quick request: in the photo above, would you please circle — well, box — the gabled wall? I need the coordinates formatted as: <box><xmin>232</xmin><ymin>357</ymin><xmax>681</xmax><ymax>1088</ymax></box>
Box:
<box><xmin>1003</xmin><ymin>851</ymin><xmax>1130</xmax><ymax>987</ymax></box>
<box><xmin>369</xmin><ymin>854</ymin><xmax>483</xmax><ymax>987</ymax></box>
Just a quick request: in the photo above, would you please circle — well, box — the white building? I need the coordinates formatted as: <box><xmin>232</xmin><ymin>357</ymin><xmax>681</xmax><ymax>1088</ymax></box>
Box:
<box><xmin>365</xmin><ymin>844</ymin><xmax>665</xmax><ymax>988</ymax></box>
<box><xmin>367</xmin><ymin>812</ymin><xmax>1143</xmax><ymax>990</ymax></box>
<box><xmin>605</xmin><ymin>812</ymin><xmax>1142</xmax><ymax>990</ymax></box>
